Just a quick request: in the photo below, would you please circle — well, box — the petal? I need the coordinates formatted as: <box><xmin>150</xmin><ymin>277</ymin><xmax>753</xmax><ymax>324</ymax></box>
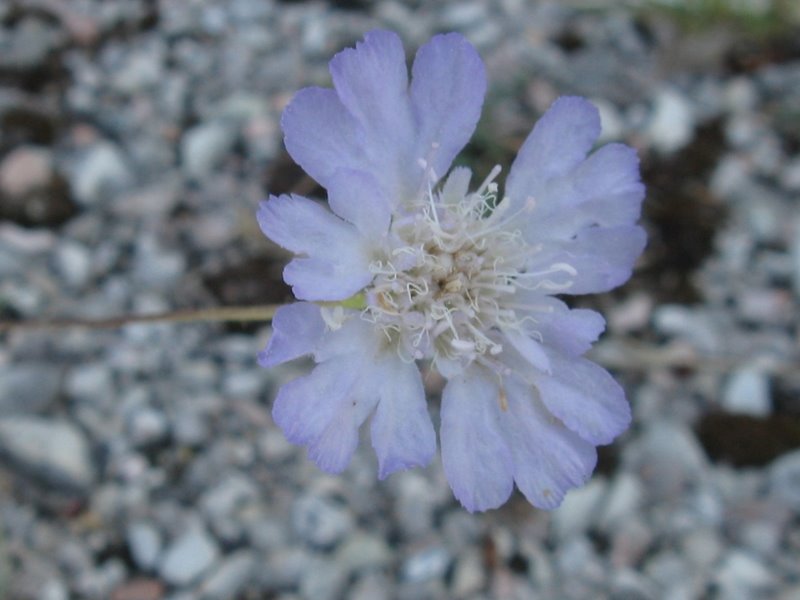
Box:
<box><xmin>273</xmin><ymin>358</ymin><xmax>359</xmax><ymax>448</ymax></box>
<box><xmin>314</xmin><ymin>313</ymin><xmax>380</xmax><ymax>363</ymax></box>
<box><xmin>513</xmin><ymin>295</ymin><xmax>606</xmax><ymax>356</ymax></box>
<box><xmin>525</xmin><ymin>225</ymin><xmax>647</xmax><ymax>295</ymax></box>
<box><xmin>370</xmin><ymin>357</ymin><xmax>436</xmax><ymax>479</ymax></box>
<box><xmin>327</xmin><ymin>169</ymin><xmax>392</xmax><ymax>237</ymax></box>
<box><xmin>521</xmin><ymin>143</ymin><xmax>645</xmax><ymax>241</ymax></box>
<box><xmin>273</xmin><ymin>355</ymin><xmax>378</xmax><ymax>474</ymax></box>
<box><xmin>329</xmin><ymin>30</ymin><xmax>413</xmax><ymax>153</ymax></box>
<box><xmin>440</xmin><ymin>367</ymin><xmax>514</xmax><ymax>512</ymax></box>
<box><xmin>506</xmin><ymin>97</ymin><xmax>601</xmax><ymax>211</ymax></box>
<box><xmin>410</xmin><ymin>33</ymin><xmax>486</xmax><ymax>183</ymax></box>
<box><xmin>258</xmin><ymin>302</ymin><xmax>326</xmax><ymax>367</ymax></box>
<box><xmin>501</xmin><ymin>378</ymin><xmax>597</xmax><ymax>510</ymax></box>
<box><xmin>281</xmin><ymin>87</ymin><xmax>368</xmax><ymax>189</ymax></box>
<box><xmin>257</xmin><ymin>194</ymin><xmax>373</xmax><ymax>301</ymax></box>
<box><xmin>533</xmin><ymin>352</ymin><xmax>631</xmax><ymax>445</ymax></box>
<box><xmin>503</xmin><ymin>329</ymin><xmax>551</xmax><ymax>373</ymax></box>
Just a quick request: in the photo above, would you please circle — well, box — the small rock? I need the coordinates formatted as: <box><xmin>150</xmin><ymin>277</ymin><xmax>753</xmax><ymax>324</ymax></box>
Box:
<box><xmin>111</xmin><ymin>578</ymin><xmax>164</xmax><ymax>600</ymax></box>
<box><xmin>722</xmin><ymin>368</ymin><xmax>771</xmax><ymax>417</ymax></box>
<box><xmin>199</xmin><ymin>551</ymin><xmax>255</xmax><ymax>600</ymax></box>
<box><xmin>127</xmin><ymin>522</ymin><xmax>162</xmax><ymax>571</ymax></box>
<box><xmin>0</xmin><ymin>146</ymin><xmax>75</xmax><ymax>226</ymax></box>
<box><xmin>597</xmin><ymin>473</ymin><xmax>644</xmax><ymax>531</ymax></box>
<box><xmin>181</xmin><ymin>121</ymin><xmax>237</xmax><ymax>178</ymax></box>
<box><xmin>299</xmin><ymin>558</ymin><xmax>347</xmax><ymax>600</ymax></box>
<box><xmin>768</xmin><ymin>450</ymin><xmax>800</xmax><ymax>511</ymax></box>
<box><xmin>292</xmin><ymin>494</ymin><xmax>353</xmax><ymax>549</ymax></box>
<box><xmin>401</xmin><ymin>546</ymin><xmax>451</xmax><ymax>583</ymax></box>
<box><xmin>552</xmin><ymin>477</ymin><xmax>606</xmax><ymax>540</ymax></box>
<box><xmin>714</xmin><ymin>550</ymin><xmax>774</xmax><ymax>595</ymax></box>
<box><xmin>65</xmin><ymin>362</ymin><xmax>114</xmax><ymax>403</ymax></box>
<box><xmin>646</xmin><ymin>87</ymin><xmax>695</xmax><ymax>154</ymax></box>
<box><xmin>0</xmin><ymin>363</ymin><xmax>61</xmax><ymax>416</ymax></box>
<box><xmin>159</xmin><ymin>527</ymin><xmax>219</xmax><ymax>586</ymax></box>
<box><xmin>628</xmin><ymin>421</ymin><xmax>709</xmax><ymax>497</ymax></box>
<box><xmin>126</xmin><ymin>407</ymin><xmax>169</xmax><ymax>447</ymax></box>
<box><xmin>0</xmin><ymin>416</ymin><xmax>94</xmax><ymax>489</ymax></box>
<box><xmin>451</xmin><ymin>549</ymin><xmax>485</xmax><ymax>597</ymax></box>
<box><xmin>53</xmin><ymin>240</ymin><xmax>92</xmax><ymax>288</ymax></box>
<box><xmin>200</xmin><ymin>472</ymin><xmax>257</xmax><ymax>518</ymax></box>
<box><xmin>132</xmin><ymin>236</ymin><xmax>186</xmax><ymax>288</ymax></box>
<box><xmin>336</xmin><ymin>532</ymin><xmax>392</xmax><ymax>573</ymax></box>
<box><xmin>0</xmin><ymin>146</ymin><xmax>53</xmax><ymax>198</ymax></box>
<box><xmin>72</xmin><ymin>142</ymin><xmax>133</xmax><ymax>205</ymax></box>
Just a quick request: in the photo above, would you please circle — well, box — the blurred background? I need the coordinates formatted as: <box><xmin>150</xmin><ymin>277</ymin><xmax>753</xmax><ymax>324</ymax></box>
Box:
<box><xmin>1</xmin><ymin>0</ymin><xmax>800</xmax><ymax>598</ymax></box>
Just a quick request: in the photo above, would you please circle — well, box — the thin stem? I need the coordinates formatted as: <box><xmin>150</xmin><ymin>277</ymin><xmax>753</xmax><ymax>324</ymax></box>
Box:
<box><xmin>0</xmin><ymin>304</ymin><xmax>281</xmax><ymax>333</ymax></box>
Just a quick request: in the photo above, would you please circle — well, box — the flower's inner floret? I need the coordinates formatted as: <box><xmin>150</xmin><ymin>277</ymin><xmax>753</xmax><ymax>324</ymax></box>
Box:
<box><xmin>361</xmin><ymin>167</ymin><xmax>577</xmax><ymax>369</ymax></box>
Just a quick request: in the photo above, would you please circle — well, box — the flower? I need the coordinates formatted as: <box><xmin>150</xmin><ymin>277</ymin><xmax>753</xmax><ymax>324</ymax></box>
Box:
<box><xmin>257</xmin><ymin>30</ymin><xmax>646</xmax><ymax>512</ymax></box>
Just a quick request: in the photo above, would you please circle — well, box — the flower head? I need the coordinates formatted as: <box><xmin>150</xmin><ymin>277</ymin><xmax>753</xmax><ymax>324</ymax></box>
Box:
<box><xmin>258</xmin><ymin>31</ymin><xmax>646</xmax><ymax>512</ymax></box>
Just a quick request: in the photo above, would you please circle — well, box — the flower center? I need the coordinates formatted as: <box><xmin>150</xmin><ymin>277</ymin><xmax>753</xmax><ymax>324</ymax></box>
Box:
<box><xmin>360</xmin><ymin>167</ymin><xmax>556</xmax><ymax>368</ymax></box>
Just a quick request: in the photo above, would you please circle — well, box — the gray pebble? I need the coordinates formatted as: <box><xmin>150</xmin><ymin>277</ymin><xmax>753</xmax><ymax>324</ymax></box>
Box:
<box><xmin>127</xmin><ymin>521</ymin><xmax>162</xmax><ymax>571</ymax></box>
<box><xmin>181</xmin><ymin>121</ymin><xmax>237</xmax><ymax>179</ymax></box>
<box><xmin>768</xmin><ymin>450</ymin><xmax>800</xmax><ymax>511</ymax></box>
<box><xmin>199</xmin><ymin>550</ymin><xmax>256</xmax><ymax>600</ymax></box>
<box><xmin>53</xmin><ymin>240</ymin><xmax>93</xmax><ymax>288</ymax></box>
<box><xmin>160</xmin><ymin>526</ymin><xmax>220</xmax><ymax>586</ymax></box>
<box><xmin>72</xmin><ymin>142</ymin><xmax>133</xmax><ymax>205</ymax></box>
<box><xmin>0</xmin><ymin>416</ymin><xmax>94</xmax><ymax>490</ymax></box>
<box><xmin>292</xmin><ymin>494</ymin><xmax>353</xmax><ymax>549</ymax></box>
<box><xmin>401</xmin><ymin>546</ymin><xmax>451</xmax><ymax>583</ymax></box>
<box><xmin>722</xmin><ymin>368</ymin><xmax>771</xmax><ymax>416</ymax></box>
<box><xmin>0</xmin><ymin>363</ymin><xmax>61</xmax><ymax>416</ymax></box>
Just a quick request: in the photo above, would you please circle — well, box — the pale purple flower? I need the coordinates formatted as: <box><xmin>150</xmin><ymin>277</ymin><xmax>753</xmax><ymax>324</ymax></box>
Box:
<box><xmin>258</xmin><ymin>30</ymin><xmax>646</xmax><ymax>512</ymax></box>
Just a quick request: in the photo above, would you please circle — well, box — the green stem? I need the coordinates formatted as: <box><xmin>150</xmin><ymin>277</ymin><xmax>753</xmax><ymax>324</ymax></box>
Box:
<box><xmin>0</xmin><ymin>304</ymin><xmax>281</xmax><ymax>333</ymax></box>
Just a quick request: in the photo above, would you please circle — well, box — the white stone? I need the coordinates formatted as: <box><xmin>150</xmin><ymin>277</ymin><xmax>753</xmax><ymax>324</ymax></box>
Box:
<box><xmin>722</xmin><ymin>368</ymin><xmax>771</xmax><ymax>416</ymax></box>
<box><xmin>598</xmin><ymin>472</ymin><xmax>644</xmax><ymax>531</ymax></box>
<box><xmin>53</xmin><ymin>240</ymin><xmax>92</xmax><ymax>288</ymax></box>
<box><xmin>199</xmin><ymin>551</ymin><xmax>255</xmax><ymax>600</ymax></box>
<box><xmin>769</xmin><ymin>450</ymin><xmax>800</xmax><ymax>511</ymax></box>
<box><xmin>0</xmin><ymin>416</ymin><xmax>94</xmax><ymax>489</ymax></box>
<box><xmin>72</xmin><ymin>142</ymin><xmax>133</xmax><ymax>205</ymax></box>
<box><xmin>552</xmin><ymin>477</ymin><xmax>606</xmax><ymax>540</ymax></box>
<box><xmin>181</xmin><ymin>121</ymin><xmax>237</xmax><ymax>178</ymax></box>
<box><xmin>127</xmin><ymin>522</ymin><xmax>162</xmax><ymax>570</ymax></box>
<box><xmin>646</xmin><ymin>87</ymin><xmax>695</xmax><ymax>153</ymax></box>
<box><xmin>160</xmin><ymin>527</ymin><xmax>220</xmax><ymax>586</ymax></box>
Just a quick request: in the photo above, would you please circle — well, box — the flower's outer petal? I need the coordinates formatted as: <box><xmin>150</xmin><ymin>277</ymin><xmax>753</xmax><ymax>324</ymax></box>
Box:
<box><xmin>330</xmin><ymin>30</ymin><xmax>413</xmax><ymax>152</ymax></box>
<box><xmin>370</xmin><ymin>357</ymin><xmax>436</xmax><ymax>479</ymax></box>
<box><xmin>513</xmin><ymin>295</ymin><xmax>606</xmax><ymax>356</ymax></box>
<box><xmin>503</xmin><ymin>329</ymin><xmax>551</xmax><ymax>374</ymax></box>
<box><xmin>411</xmin><ymin>33</ymin><xmax>486</xmax><ymax>185</ymax></box>
<box><xmin>258</xmin><ymin>302</ymin><xmax>326</xmax><ymax>367</ymax></box>
<box><xmin>257</xmin><ymin>194</ymin><xmax>373</xmax><ymax>301</ymax></box>
<box><xmin>534</xmin><ymin>352</ymin><xmax>631</xmax><ymax>445</ymax></box>
<box><xmin>560</xmin><ymin>225</ymin><xmax>647</xmax><ymax>295</ymax></box>
<box><xmin>273</xmin><ymin>354</ymin><xmax>379</xmax><ymax>474</ymax></box>
<box><xmin>522</xmin><ymin>143</ymin><xmax>645</xmax><ymax>241</ymax></box>
<box><xmin>273</xmin><ymin>358</ymin><xmax>359</xmax><ymax>450</ymax></box>
<box><xmin>501</xmin><ymin>378</ymin><xmax>597</xmax><ymax>509</ymax></box>
<box><xmin>524</xmin><ymin>224</ymin><xmax>646</xmax><ymax>295</ymax></box>
<box><xmin>441</xmin><ymin>367</ymin><xmax>514</xmax><ymax>512</ymax></box>
<box><xmin>281</xmin><ymin>87</ymin><xmax>367</xmax><ymax>189</ymax></box>
<box><xmin>327</xmin><ymin>169</ymin><xmax>392</xmax><ymax>237</ymax></box>
<box><xmin>506</xmin><ymin>97</ymin><xmax>601</xmax><ymax>212</ymax></box>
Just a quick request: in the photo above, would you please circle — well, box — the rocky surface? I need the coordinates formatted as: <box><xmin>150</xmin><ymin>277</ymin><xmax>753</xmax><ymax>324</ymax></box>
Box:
<box><xmin>1</xmin><ymin>0</ymin><xmax>799</xmax><ymax>598</ymax></box>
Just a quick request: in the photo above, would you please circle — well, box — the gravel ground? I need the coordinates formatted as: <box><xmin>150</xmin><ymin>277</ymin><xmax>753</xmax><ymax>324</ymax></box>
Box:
<box><xmin>1</xmin><ymin>1</ymin><xmax>800</xmax><ymax>599</ymax></box>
